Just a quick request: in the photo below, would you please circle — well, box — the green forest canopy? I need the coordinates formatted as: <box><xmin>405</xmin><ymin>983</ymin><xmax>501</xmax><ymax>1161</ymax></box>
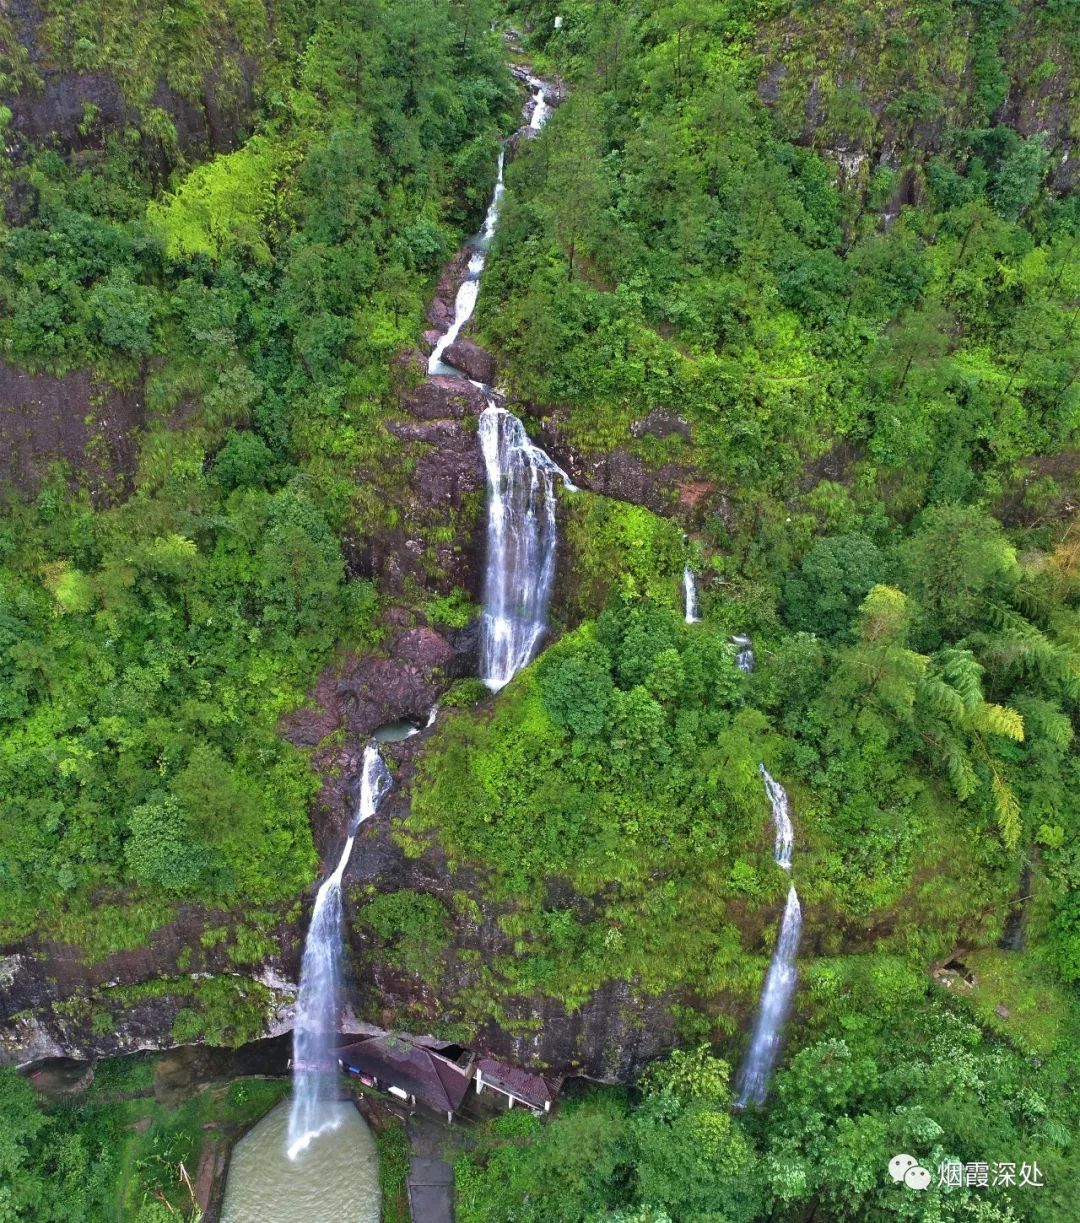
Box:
<box><xmin>1</xmin><ymin>0</ymin><xmax>1079</xmax><ymax>1219</ymax></box>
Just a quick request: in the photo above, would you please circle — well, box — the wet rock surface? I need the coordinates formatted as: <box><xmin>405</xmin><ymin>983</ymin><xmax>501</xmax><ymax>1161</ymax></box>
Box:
<box><xmin>443</xmin><ymin>337</ymin><xmax>497</xmax><ymax>384</ymax></box>
<box><xmin>0</xmin><ymin>361</ymin><xmax>146</xmax><ymax>501</ymax></box>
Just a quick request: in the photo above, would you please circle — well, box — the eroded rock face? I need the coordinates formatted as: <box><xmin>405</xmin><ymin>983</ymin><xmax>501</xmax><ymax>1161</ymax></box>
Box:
<box><xmin>399</xmin><ymin>375</ymin><xmax>487</xmax><ymax>421</ymax></box>
<box><xmin>444</xmin><ymin>337</ymin><xmax>497</xmax><ymax>385</ymax></box>
<box><xmin>0</xmin><ymin>361</ymin><xmax>146</xmax><ymax>501</ymax></box>
<box><xmin>526</xmin><ymin>405</ymin><xmax>732</xmax><ymax>530</ymax></box>
<box><xmin>281</xmin><ymin>624</ymin><xmax>472</xmax><ymax>755</ymax></box>
<box><xmin>0</xmin><ymin>2</ymin><xmax>259</xmax><ymax>169</ymax></box>
<box><xmin>0</xmin><ymin>914</ymin><xmax>301</xmax><ymax>1068</ymax></box>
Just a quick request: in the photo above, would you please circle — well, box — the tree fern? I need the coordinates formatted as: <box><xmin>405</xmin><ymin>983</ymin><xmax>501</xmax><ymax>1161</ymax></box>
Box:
<box><xmin>970</xmin><ymin>702</ymin><xmax>1025</xmax><ymax>741</ymax></box>
<box><xmin>991</xmin><ymin>772</ymin><xmax>1023</xmax><ymax>848</ymax></box>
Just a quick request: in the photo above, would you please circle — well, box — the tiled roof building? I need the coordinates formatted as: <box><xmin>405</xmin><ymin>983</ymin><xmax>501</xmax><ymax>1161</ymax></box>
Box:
<box><xmin>337</xmin><ymin>1034</ymin><xmax>474</xmax><ymax>1122</ymax></box>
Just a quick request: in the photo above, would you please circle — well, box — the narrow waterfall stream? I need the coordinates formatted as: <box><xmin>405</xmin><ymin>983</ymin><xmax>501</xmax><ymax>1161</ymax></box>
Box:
<box><xmin>287</xmin><ymin>744</ymin><xmax>391</xmax><ymax>1158</ymax></box>
<box><xmin>728</xmin><ymin>641</ymin><xmax>802</xmax><ymax>1106</ymax></box>
<box><xmin>735</xmin><ymin>765</ymin><xmax>803</xmax><ymax>1107</ymax></box>
<box><xmin>427</xmin><ymin>148</ymin><xmax>505</xmax><ymax>377</ymax></box>
<box><xmin>732</xmin><ymin>634</ymin><xmax>755</xmax><ymax>673</ymax></box>
<box><xmin>424</xmin><ymin>70</ymin><xmax>572</xmax><ymax>691</ymax></box>
<box><xmin>683</xmin><ymin>566</ymin><xmax>700</xmax><ymax>624</ymax></box>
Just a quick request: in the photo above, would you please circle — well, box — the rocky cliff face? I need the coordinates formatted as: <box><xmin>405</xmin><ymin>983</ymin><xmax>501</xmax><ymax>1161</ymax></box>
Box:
<box><xmin>1</xmin><ymin>0</ymin><xmax>261</xmax><ymax>174</ymax></box>
<box><xmin>756</xmin><ymin>1</ymin><xmax>1080</xmax><ymax>200</ymax></box>
<box><xmin>0</xmin><ymin>361</ymin><xmax>147</xmax><ymax>501</ymax></box>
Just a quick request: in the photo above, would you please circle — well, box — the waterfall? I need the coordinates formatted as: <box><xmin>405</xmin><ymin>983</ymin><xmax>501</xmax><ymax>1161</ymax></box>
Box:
<box><xmin>683</xmin><ymin>566</ymin><xmax>700</xmax><ymax>624</ymax></box>
<box><xmin>417</xmin><ymin>74</ymin><xmax>569</xmax><ymax>692</ymax></box>
<box><xmin>287</xmin><ymin>744</ymin><xmax>391</xmax><ymax>1159</ymax></box>
<box><xmin>759</xmin><ymin>764</ymin><xmax>794</xmax><ymax>869</ymax></box>
<box><xmin>527</xmin><ymin>77</ymin><xmax>550</xmax><ymax>130</ymax></box>
<box><xmin>479</xmin><ymin>404</ymin><xmax>573</xmax><ymax>690</ymax></box>
<box><xmin>734</xmin><ymin>766</ymin><xmax>803</xmax><ymax>1108</ymax></box>
<box><xmin>732</xmin><ymin>635</ymin><xmax>755</xmax><ymax>673</ymax></box>
<box><xmin>427</xmin><ymin>149</ymin><xmax>505</xmax><ymax>377</ymax></box>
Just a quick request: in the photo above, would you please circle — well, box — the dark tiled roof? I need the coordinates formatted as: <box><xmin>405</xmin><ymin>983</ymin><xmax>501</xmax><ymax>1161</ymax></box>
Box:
<box><xmin>477</xmin><ymin>1057</ymin><xmax>555</xmax><ymax>1108</ymax></box>
<box><xmin>338</xmin><ymin>1035</ymin><xmax>473</xmax><ymax>1114</ymax></box>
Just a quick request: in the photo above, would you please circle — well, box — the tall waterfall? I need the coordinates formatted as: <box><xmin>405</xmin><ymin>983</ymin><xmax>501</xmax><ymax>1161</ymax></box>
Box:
<box><xmin>287</xmin><ymin>745</ymin><xmax>391</xmax><ymax>1158</ymax></box>
<box><xmin>421</xmin><ymin>70</ymin><xmax>570</xmax><ymax>691</ymax></box>
<box><xmin>735</xmin><ymin>766</ymin><xmax>802</xmax><ymax>1107</ymax></box>
<box><xmin>479</xmin><ymin>405</ymin><xmax>573</xmax><ymax>690</ymax></box>
<box><xmin>683</xmin><ymin>566</ymin><xmax>700</xmax><ymax>624</ymax></box>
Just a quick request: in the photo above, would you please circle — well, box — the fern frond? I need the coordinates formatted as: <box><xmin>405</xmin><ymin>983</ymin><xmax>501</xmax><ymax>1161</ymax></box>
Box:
<box><xmin>992</xmin><ymin>773</ymin><xmax>1022</xmax><ymax>848</ymax></box>
<box><xmin>917</xmin><ymin>675</ymin><xmax>966</xmax><ymax>723</ymax></box>
<box><xmin>945</xmin><ymin>745</ymin><xmax>978</xmax><ymax>801</ymax></box>
<box><xmin>971</xmin><ymin>702</ymin><xmax>1025</xmax><ymax>741</ymax></box>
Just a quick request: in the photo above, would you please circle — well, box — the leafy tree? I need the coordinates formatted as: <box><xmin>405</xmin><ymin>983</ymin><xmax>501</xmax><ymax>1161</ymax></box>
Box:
<box><xmin>782</xmin><ymin>533</ymin><xmax>886</xmax><ymax>638</ymax></box>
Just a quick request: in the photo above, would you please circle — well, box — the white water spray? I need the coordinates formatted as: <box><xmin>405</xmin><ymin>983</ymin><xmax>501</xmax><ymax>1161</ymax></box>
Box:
<box><xmin>527</xmin><ymin>77</ymin><xmax>550</xmax><ymax>130</ymax></box>
<box><xmin>732</xmin><ymin>634</ymin><xmax>755</xmax><ymax>673</ymax></box>
<box><xmin>683</xmin><ymin>566</ymin><xmax>700</xmax><ymax>624</ymax></box>
<box><xmin>479</xmin><ymin>404</ymin><xmax>573</xmax><ymax>689</ymax></box>
<box><xmin>287</xmin><ymin>745</ymin><xmax>391</xmax><ymax>1159</ymax></box>
<box><xmin>735</xmin><ymin>766</ymin><xmax>802</xmax><ymax>1107</ymax></box>
<box><xmin>428</xmin><ymin>149</ymin><xmax>506</xmax><ymax>376</ymax></box>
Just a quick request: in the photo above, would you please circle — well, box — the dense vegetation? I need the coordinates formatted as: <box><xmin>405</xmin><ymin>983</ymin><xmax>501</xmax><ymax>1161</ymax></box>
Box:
<box><xmin>2</xmin><ymin>0</ymin><xmax>1080</xmax><ymax>1219</ymax></box>
<box><xmin>0</xmin><ymin>0</ymin><xmax>512</xmax><ymax>947</ymax></box>
<box><xmin>400</xmin><ymin>0</ymin><xmax>1080</xmax><ymax>1217</ymax></box>
<box><xmin>0</xmin><ymin>1059</ymin><xmax>286</xmax><ymax>1221</ymax></box>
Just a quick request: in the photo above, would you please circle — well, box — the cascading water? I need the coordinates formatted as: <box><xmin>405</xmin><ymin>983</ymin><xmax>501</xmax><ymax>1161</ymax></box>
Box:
<box><xmin>734</xmin><ymin>765</ymin><xmax>802</xmax><ymax>1108</ymax></box>
<box><xmin>683</xmin><ymin>566</ymin><xmax>701</xmax><ymax>624</ymax></box>
<box><xmin>423</xmin><ymin>70</ymin><xmax>570</xmax><ymax>691</ymax></box>
<box><xmin>287</xmin><ymin>744</ymin><xmax>391</xmax><ymax>1159</ymax></box>
<box><xmin>759</xmin><ymin>765</ymin><xmax>794</xmax><ymax>867</ymax></box>
<box><xmin>427</xmin><ymin>148</ymin><xmax>505</xmax><ymax>377</ymax></box>
<box><xmin>732</xmin><ymin>634</ymin><xmax>755</xmax><ymax>673</ymax></box>
<box><xmin>527</xmin><ymin>76</ymin><xmax>549</xmax><ymax>130</ymax></box>
<box><xmin>479</xmin><ymin>404</ymin><xmax>573</xmax><ymax>690</ymax></box>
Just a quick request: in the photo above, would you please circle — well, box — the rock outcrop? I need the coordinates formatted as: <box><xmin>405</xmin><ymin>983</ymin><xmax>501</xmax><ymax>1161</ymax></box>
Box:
<box><xmin>444</xmin><ymin>337</ymin><xmax>497</xmax><ymax>385</ymax></box>
<box><xmin>0</xmin><ymin>360</ymin><xmax>146</xmax><ymax>501</ymax></box>
<box><xmin>524</xmin><ymin>404</ymin><xmax>733</xmax><ymax>530</ymax></box>
<box><xmin>0</xmin><ymin>1</ymin><xmax>260</xmax><ymax>170</ymax></box>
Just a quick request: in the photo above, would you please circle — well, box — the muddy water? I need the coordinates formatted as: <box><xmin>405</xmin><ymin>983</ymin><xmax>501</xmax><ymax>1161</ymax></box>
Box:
<box><xmin>220</xmin><ymin>1100</ymin><xmax>380</xmax><ymax>1222</ymax></box>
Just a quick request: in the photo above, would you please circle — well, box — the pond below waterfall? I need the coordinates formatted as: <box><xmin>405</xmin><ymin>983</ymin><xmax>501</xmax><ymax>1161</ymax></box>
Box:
<box><xmin>372</xmin><ymin>720</ymin><xmax>420</xmax><ymax>743</ymax></box>
<box><xmin>220</xmin><ymin>1099</ymin><xmax>380</xmax><ymax>1223</ymax></box>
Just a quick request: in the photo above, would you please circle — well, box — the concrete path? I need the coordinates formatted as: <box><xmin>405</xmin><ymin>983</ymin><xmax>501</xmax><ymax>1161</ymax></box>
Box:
<box><xmin>406</xmin><ymin>1117</ymin><xmax>454</xmax><ymax>1223</ymax></box>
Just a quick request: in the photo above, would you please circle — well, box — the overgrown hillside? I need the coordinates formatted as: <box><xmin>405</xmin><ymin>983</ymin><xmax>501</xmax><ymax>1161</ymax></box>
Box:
<box><xmin>1</xmin><ymin>2</ymin><xmax>1079</xmax><ymax>1221</ymax></box>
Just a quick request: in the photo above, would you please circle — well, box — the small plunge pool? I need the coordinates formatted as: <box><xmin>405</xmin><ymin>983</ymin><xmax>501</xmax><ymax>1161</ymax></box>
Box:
<box><xmin>220</xmin><ymin>1099</ymin><xmax>379</xmax><ymax>1222</ymax></box>
<box><xmin>372</xmin><ymin>720</ymin><xmax>420</xmax><ymax>743</ymax></box>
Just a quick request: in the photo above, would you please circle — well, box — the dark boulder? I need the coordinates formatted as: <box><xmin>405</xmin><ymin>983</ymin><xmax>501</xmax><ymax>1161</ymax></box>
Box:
<box><xmin>399</xmin><ymin>375</ymin><xmax>487</xmax><ymax>421</ymax></box>
<box><xmin>630</xmin><ymin>408</ymin><xmax>692</xmax><ymax>441</ymax></box>
<box><xmin>444</xmin><ymin>338</ymin><xmax>496</xmax><ymax>384</ymax></box>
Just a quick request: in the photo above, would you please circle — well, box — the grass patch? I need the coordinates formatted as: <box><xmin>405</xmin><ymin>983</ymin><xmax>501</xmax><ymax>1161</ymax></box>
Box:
<box><xmin>949</xmin><ymin>949</ymin><xmax>1077</xmax><ymax>1057</ymax></box>
<box><xmin>372</xmin><ymin>1110</ymin><xmax>412</xmax><ymax>1223</ymax></box>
